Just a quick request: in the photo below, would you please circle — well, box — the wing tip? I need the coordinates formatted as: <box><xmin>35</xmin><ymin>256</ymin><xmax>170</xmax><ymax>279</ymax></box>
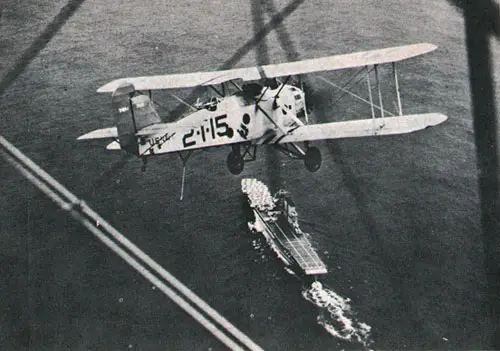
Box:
<box><xmin>76</xmin><ymin>127</ymin><xmax>118</xmax><ymax>140</ymax></box>
<box><xmin>97</xmin><ymin>79</ymin><xmax>127</xmax><ymax>93</ymax></box>
<box><xmin>77</xmin><ymin>134</ymin><xmax>94</xmax><ymax>141</ymax></box>
<box><xmin>410</xmin><ymin>112</ymin><xmax>448</xmax><ymax>126</ymax></box>
<box><xmin>413</xmin><ymin>112</ymin><xmax>447</xmax><ymax>129</ymax></box>
<box><xmin>429</xmin><ymin>112</ymin><xmax>448</xmax><ymax>124</ymax></box>
<box><xmin>96</xmin><ymin>83</ymin><xmax>114</xmax><ymax>93</ymax></box>
<box><xmin>76</xmin><ymin>132</ymin><xmax>93</xmax><ymax>141</ymax></box>
<box><xmin>417</xmin><ymin>42</ymin><xmax>438</xmax><ymax>55</ymax></box>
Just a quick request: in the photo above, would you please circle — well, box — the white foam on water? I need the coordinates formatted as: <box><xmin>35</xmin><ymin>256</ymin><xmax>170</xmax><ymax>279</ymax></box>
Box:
<box><xmin>284</xmin><ymin>267</ymin><xmax>297</xmax><ymax>277</ymax></box>
<box><xmin>302</xmin><ymin>281</ymin><xmax>373</xmax><ymax>349</ymax></box>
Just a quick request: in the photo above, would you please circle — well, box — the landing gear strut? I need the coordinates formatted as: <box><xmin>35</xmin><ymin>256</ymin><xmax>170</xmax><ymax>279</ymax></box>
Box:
<box><xmin>227</xmin><ymin>145</ymin><xmax>244</xmax><ymax>175</ymax></box>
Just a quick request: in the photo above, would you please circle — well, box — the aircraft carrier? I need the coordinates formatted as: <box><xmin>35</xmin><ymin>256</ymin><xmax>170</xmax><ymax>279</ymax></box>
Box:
<box><xmin>242</xmin><ymin>178</ymin><xmax>327</xmax><ymax>276</ymax></box>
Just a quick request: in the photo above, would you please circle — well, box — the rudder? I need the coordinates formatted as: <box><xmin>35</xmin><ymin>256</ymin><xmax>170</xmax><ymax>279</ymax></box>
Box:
<box><xmin>112</xmin><ymin>83</ymin><xmax>161</xmax><ymax>155</ymax></box>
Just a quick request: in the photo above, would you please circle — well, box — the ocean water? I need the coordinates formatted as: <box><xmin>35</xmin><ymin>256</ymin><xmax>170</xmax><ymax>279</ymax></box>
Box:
<box><xmin>0</xmin><ymin>0</ymin><xmax>494</xmax><ymax>349</ymax></box>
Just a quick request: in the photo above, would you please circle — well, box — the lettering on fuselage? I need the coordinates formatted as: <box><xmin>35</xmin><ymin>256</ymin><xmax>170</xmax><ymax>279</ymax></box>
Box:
<box><xmin>182</xmin><ymin>114</ymin><xmax>234</xmax><ymax>148</ymax></box>
<box><xmin>147</xmin><ymin>132</ymin><xmax>176</xmax><ymax>150</ymax></box>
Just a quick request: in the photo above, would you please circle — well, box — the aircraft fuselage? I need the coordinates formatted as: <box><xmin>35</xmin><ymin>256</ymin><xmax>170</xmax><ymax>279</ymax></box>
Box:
<box><xmin>136</xmin><ymin>83</ymin><xmax>306</xmax><ymax>156</ymax></box>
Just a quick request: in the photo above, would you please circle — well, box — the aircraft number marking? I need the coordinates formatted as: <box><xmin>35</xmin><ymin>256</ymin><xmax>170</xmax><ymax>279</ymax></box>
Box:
<box><xmin>182</xmin><ymin>114</ymin><xmax>234</xmax><ymax>148</ymax></box>
<box><xmin>183</xmin><ymin>129</ymin><xmax>196</xmax><ymax>147</ymax></box>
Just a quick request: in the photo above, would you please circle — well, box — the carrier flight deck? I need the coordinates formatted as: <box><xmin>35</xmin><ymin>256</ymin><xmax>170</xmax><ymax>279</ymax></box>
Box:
<box><xmin>242</xmin><ymin>178</ymin><xmax>327</xmax><ymax>276</ymax></box>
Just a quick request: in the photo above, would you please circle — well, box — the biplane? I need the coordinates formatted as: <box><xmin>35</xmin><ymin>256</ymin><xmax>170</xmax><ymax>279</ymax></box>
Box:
<box><xmin>78</xmin><ymin>43</ymin><xmax>447</xmax><ymax>195</ymax></box>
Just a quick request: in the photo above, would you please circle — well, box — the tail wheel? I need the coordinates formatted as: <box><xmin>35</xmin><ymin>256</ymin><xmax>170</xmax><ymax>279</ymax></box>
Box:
<box><xmin>304</xmin><ymin>146</ymin><xmax>321</xmax><ymax>172</ymax></box>
<box><xmin>227</xmin><ymin>151</ymin><xmax>244</xmax><ymax>175</ymax></box>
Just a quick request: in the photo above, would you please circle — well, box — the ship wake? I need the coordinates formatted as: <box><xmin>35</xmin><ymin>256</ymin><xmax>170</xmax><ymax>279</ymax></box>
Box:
<box><xmin>302</xmin><ymin>281</ymin><xmax>373</xmax><ymax>349</ymax></box>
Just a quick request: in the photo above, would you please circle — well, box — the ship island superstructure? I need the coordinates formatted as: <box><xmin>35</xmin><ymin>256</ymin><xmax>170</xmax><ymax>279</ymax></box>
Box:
<box><xmin>242</xmin><ymin>178</ymin><xmax>327</xmax><ymax>276</ymax></box>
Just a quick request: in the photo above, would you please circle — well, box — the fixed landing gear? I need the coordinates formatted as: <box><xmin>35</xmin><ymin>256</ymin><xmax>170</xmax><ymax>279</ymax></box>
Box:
<box><xmin>274</xmin><ymin>142</ymin><xmax>322</xmax><ymax>173</ymax></box>
<box><xmin>303</xmin><ymin>146</ymin><xmax>321</xmax><ymax>172</ymax></box>
<box><xmin>227</xmin><ymin>150</ymin><xmax>244</xmax><ymax>175</ymax></box>
<box><xmin>226</xmin><ymin>144</ymin><xmax>257</xmax><ymax>175</ymax></box>
<box><xmin>141</xmin><ymin>157</ymin><xmax>148</xmax><ymax>172</ymax></box>
<box><xmin>225</xmin><ymin>142</ymin><xmax>321</xmax><ymax>174</ymax></box>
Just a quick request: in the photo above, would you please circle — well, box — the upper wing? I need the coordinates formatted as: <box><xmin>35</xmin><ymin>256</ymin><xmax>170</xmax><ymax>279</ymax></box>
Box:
<box><xmin>276</xmin><ymin>113</ymin><xmax>447</xmax><ymax>144</ymax></box>
<box><xmin>97</xmin><ymin>43</ymin><xmax>436</xmax><ymax>93</ymax></box>
<box><xmin>96</xmin><ymin>69</ymin><xmax>251</xmax><ymax>93</ymax></box>
<box><xmin>252</xmin><ymin>43</ymin><xmax>436</xmax><ymax>80</ymax></box>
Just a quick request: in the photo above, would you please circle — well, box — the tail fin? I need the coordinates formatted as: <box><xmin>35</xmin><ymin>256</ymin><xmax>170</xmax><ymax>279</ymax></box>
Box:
<box><xmin>112</xmin><ymin>83</ymin><xmax>161</xmax><ymax>155</ymax></box>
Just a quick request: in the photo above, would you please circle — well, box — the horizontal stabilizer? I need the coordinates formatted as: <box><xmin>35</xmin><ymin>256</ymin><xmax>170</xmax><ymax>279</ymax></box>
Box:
<box><xmin>77</xmin><ymin>127</ymin><xmax>118</xmax><ymax>140</ymax></box>
<box><xmin>106</xmin><ymin>141</ymin><xmax>121</xmax><ymax>150</ymax></box>
<box><xmin>277</xmin><ymin>113</ymin><xmax>447</xmax><ymax>144</ymax></box>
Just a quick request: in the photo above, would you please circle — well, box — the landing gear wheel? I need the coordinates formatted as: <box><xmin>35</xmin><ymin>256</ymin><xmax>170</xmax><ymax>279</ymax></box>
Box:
<box><xmin>304</xmin><ymin>146</ymin><xmax>321</xmax><ymax>172</ymax></box>
<box><xmin>227</xmin><ymin>151</ymin><xmax>244</xmax><ymax>175</ymax></box>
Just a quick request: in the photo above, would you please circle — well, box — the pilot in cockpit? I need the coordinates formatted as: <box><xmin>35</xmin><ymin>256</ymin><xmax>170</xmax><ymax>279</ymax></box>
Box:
<box><xmin>204</xmin><ymin>97</ymin><xmax>218</xmax><ymax>111</ymax></box>
<box><xmin>194</xmin><ymin>96</ymin><xmax>219</xmax><ymax>111</ymax></box>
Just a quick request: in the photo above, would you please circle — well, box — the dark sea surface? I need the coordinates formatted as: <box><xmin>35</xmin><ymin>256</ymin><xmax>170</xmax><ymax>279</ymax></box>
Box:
<box><xmin>0</xmin><ymin>0</ymin><xmax>494</xmax><ymax>349</ymax></box>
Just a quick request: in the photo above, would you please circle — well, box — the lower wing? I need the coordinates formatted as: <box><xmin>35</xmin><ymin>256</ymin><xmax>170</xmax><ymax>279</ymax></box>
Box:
<box><xmin>77</xmin><ymin>127</ymin><xmax>118</xmax><ymax>140</ymax></box>
<box><xmin>277</xmin><ymin>113</ymin><xmax>447</xmax><ymax>143</ymax></box>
